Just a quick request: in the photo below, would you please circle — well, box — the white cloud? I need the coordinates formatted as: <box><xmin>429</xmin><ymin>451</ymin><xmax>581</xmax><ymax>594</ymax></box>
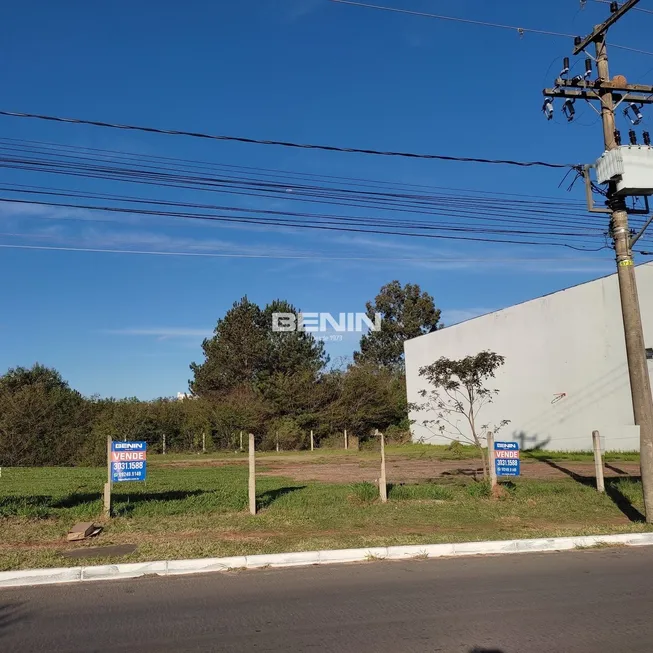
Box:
<box><xmin>104</xmin><ymin>328</ymin><xmax>213</xmax><ymax>341</ymax></box>
<box><xmin>284</xmin><ymin>0</ymin><xmax>324</xmax><ymax>21</ymax></box>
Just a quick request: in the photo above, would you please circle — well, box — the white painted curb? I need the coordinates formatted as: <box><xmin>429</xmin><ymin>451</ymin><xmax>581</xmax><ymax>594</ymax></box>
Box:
<box><xmin>2</xmin><ymin>531</ymin><xmax>653</xmax><ymax>589</ymax></box>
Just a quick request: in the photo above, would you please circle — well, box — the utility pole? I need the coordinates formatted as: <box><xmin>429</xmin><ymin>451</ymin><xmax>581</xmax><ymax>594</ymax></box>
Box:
<box><xmin>543</xmin><ymin>0</ymin><xmax>653</xmax><ymax>521</ymax></box>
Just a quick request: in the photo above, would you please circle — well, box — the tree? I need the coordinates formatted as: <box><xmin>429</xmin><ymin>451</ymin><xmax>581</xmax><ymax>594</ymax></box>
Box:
<box><xmin>189</xmin><ymin>297</ymin><xmax>327</xmax><ymax>398</ymax></box>
<box><xmin>0</xmin><ymin>364</ymin><xmax>92</xmax><ymax>466</ymax></box>
<box><xmin>355</xmin><ymin>281</ymin><xmax>441</xmax><ymax>370</ymax></box>
<box><xmin>190</xmin><ymin>297</ymin><xmax>269</xmax><ymax>397</ymax></box>
<box><xmin>0</xmin><ymin>363</ymin><xmax>70</xmax><ymax>394</ymax></box>
<box><xmin>415</xmin><ymin>351</ymin><xmax>508</xmax><ymax>479</ymax></box>
<box><xmin>327</xmin><ymin>363</ymin><xmax>407</xmax><ymax>439</ymax></box>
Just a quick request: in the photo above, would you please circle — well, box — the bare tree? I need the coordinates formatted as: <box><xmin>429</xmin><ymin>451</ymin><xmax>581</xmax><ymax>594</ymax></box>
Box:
<box><xmin>414</xmin><ymin>351</ymin><xmax>509</xmax><ymax>479</ymax></box>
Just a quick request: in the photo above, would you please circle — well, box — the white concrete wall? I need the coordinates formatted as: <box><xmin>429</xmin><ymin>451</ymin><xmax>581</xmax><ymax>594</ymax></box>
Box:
<box><xmin>405</xmin><ymin>263</ymin><xmax>653</xmax><ymax>452</ymax></box>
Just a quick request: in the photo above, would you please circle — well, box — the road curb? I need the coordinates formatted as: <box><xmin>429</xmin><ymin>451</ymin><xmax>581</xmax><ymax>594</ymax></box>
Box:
<box><xmin>2</xmin><ymin>532</ymin><xmax>653</xmax><ymax>588</ymax></box>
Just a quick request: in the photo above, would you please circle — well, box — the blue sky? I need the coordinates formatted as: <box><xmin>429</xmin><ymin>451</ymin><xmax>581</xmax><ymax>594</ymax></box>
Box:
<box><xmin>1</xmin><ymin>0</ymin><xmax>652</xmax><ymax>399</ymax></box>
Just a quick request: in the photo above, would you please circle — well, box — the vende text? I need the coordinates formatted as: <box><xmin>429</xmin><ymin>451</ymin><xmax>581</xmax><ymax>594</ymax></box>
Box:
<box><xmin>495</xmin><ymin>450</ymin><xmax>519</xmax><ymax>459</ymax></box>
<box><xmin>111</xmin><ymin>451</ymin><xmax>146</xmax><ymax>462</ymax></box>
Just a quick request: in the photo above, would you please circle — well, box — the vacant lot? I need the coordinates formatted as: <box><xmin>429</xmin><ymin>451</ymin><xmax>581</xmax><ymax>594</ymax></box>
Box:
<box><xmin>0</xmin><ymin>446</ymin><xmax>649</xmax><ymax>571</ymax></box>
<box><xmin>150</xmin><ymin>445</ymin><xmax>641</xmax><ymax>484</ymax></box>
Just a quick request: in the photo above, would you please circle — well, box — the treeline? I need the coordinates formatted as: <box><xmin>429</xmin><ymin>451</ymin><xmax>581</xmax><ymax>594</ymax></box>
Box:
<box><xmin>0</xmin><ymin>281</ymin><xmax>441</xmax><ymax>466</ymax></box>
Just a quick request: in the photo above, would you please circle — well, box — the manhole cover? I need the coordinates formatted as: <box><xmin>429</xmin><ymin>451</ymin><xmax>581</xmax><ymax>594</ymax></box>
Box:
<box><xmin>62</xmin><ymin>544</ymin><xmax>138</xmax><ymax>559</ymax></box>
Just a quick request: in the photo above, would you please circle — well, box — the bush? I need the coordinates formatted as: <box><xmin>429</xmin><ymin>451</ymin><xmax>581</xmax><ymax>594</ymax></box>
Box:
<box><xmin>349</xmin><ymin>481</ymin><xmax>378</xmax><ymax>503</ymax></box>
<box><xmin>384</xmin><ymin>424</ymin><xmax>411</xmax><ymax>445</ymax></box>
<box><xmin>262</xmin><ymin>417</ymin><xmax>306</xmax><ymax>451</ymax></box>
<box><xmin>467</xmin><ymin>480</ymin><xmax>492</xmax><ymax>498</ymax></box>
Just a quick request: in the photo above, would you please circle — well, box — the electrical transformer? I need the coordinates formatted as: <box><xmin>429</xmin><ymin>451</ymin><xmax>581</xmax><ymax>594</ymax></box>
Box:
<box><xmin>595</xmin><ymin>145</ymin><xmax>653</xmax><ymax>196</ymax></box>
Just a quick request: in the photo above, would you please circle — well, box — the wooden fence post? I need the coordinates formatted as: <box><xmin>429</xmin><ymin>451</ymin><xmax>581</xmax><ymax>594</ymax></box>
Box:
<box><xmin>592</xmin><ymin>430</ymin><xmax>605</xmax><ymax>493</ymax></box>
<box><xmin>344</xmin><ymin>429</ymin><xmax>348</xmax><ymax>450</ymax></box>
<box><xmin>487</xmin><ymin>432</ymin><xmax>497</xmax><ymax>489</ymax></box>
<box><xmin>240</xmin><ymin>431</ymin><xmax>243</xmax><ymax>452</ymax></box>
<box><xmin>276</xmin><ymin>432</ymin><xmax>280</xmax><ymax>452</ymax></box>
<box><xmin>202</xmin><ymin>431</ymin><xmax>206</xmax><ymax>454</ymax></box>
<box><xmin>310</xmin><ymin>429</ymin><xmax>314</xmax><ymax>451</ymax></box>
<box><xmin>249</xmin><ymin>433</ymin><xmax>256</xmax><ymax>515</ymax></box>
<box><xmin>377</xmin><ymin>429</ymin><xmax>388</xmax><ymax>503</ymax></box>
<box><xmin>162</xmin><ymin>433</ymin><xmax>166</xmax><ymax>455</ymax></box>
<box><xmin>103</xmin><ymin>435</ymin><xmax>112</xmax><ymax>518</ymax></box>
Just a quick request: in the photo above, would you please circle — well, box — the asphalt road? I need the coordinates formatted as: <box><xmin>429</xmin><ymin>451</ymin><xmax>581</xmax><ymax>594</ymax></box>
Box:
<box><xmin>2</xmin><ymin>547</ymin><xmax>653</xmax><ymax>652</ymax></box>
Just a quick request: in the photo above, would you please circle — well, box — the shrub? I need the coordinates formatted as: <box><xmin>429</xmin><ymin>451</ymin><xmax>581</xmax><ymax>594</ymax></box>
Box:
<box><xmin>349</xmin><ymin>481</ymin><xmax>378</xmax><ymax>503</ymax></box>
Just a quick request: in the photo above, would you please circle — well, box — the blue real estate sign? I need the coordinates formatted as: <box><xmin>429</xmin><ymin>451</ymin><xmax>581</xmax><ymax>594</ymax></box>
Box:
<box><xmin>494</xmin><ymin>441</ymin><xmax>520</xmax><ymax>477</ymax></box>
<box><xmin>111</xmin><ymin>441</ymin><xmax>147</xmax><ymax>483</ymax></box>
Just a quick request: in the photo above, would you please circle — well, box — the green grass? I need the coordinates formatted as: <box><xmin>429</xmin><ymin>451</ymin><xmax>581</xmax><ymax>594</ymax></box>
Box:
<box><xmin>523</xmin><ymin>450</ymin><xmax>640</xmax><ymax>463</ymax></box>
<box><xmin>0</xmin><ymin>464</ymin><xmax>649</xmax><ymax>571</ymax></box>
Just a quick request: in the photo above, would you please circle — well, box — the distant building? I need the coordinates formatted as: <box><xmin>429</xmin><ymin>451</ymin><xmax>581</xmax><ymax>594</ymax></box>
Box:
<box><xmin>405</xmin><ymin>262</ymin><xmax>653</xmax><ymax>452</ymax></box>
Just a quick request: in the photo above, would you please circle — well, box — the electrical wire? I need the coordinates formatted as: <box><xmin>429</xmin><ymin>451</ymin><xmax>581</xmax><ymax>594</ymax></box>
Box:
<box><xmin>0</xmin><ymin>110</ymin><xmax>577</xmax><ymax>169</ymax></box>
<box><xmin>610</xmin><ymin>43</ymin><xmax>653</xmax><ymax>56</ymax></box>
<box><xmin>0</xmin><ymin>197</ymin><xmax>611</xmax><ymax>251</ymax></box>
<box><xmin>0</xmin><ymin>147</ymin><xmax>601</xmax><ymax>228</ymax></box>
<box><xmin>330</xmin><ymin>0</ymin><xmax>577</xmax><ymax>37</ymax></box>
<box><xmin>0</xmin><ymin>241</ymin><xmax>613</xmax><ymax>263</ymax></box>
<box><xmin>331</xmin><ymin>0</ymin><xmax>649</xmax><ymax>56</ymax></box>
<box><xmin>590</xmin><ymin>0</ymin><xmax>653</xmax><ymax>16</ymax></box>
<box><xmin>0</xmin><ymin>136</ymin><xmax>590</xmax><ymax>206</ymax></box>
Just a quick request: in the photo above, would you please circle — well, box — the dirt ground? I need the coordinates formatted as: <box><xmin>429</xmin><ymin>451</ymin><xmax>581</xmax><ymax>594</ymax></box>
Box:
<box><xmin>259</xmin><ymin>458</ymin><xmax>640</xmax><ymax>483</ymax></box>
<box><xmin>154</xmin><ymin>455</ymin><xmax>641</xmax><ymax>484</ymax></box>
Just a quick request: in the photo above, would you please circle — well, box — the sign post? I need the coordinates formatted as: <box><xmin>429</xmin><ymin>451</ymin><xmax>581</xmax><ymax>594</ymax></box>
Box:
<box><xmin>494</xmin><ymin>441</ymin><xmax>520</xmax><ymax>478</ymax></box>
<box><xmin>487</xmin><ymin>432</ymin><xmax>497</xmax><ymax>489</ymax></box>
<box><xmin>104</xmin><ymin>435</ymin><xmax>112</xmax><ymax>518</ymax></box>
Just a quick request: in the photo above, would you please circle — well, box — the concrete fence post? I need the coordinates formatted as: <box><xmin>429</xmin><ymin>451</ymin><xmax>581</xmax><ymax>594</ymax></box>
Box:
<box><xmin>377</xmin><ymin>429</ymin><xmax>388</xmax><ymax>503</ymax></box>
<box><xmin>249</xmin><ymin>433</ymin><xmax>256</xmax><ymax>515</ymax></box>
<box><xmin>344</xmin><ymin>429</ymin><xmax>348</xmax><ymax>450</ymax></box>
<box><xmin>592</xmin><ymin>430</ymin><xmax>605</xmax><ymax>493</ymax></box>
<box><xmin>310</xmin><ymin>429</ymin><xmax>314</xmax><ymax>451</ymax></box>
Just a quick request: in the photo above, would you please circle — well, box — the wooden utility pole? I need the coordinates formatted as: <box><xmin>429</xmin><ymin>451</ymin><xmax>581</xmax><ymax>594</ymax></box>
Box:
<box><xmin>377</xmin><ymin>429</ymin><xmax>387</xmax><ymax>503</ymax></box>
<box><xmin>103</xmin><ymin>435</ymin><xmax>112</xmax><ymax>518</ymax></box>
<box><xmin>593</xmin><ymin>430</ymin><xmax>606</xmax><ymax>493</ymax></box>
<box><xmin>487</xmin><ymin>432</ymin><xmax>497</xmax><ymax>490</ymax></box>
<box><xmin>543</xmin><ymin>0</ymin><xmax>653</xmax><ymax>522</ymax></box>
<box><xmin>248</xmin><ymin>433</ymin><xmax>256</xmax><ymax>515</ymax></box>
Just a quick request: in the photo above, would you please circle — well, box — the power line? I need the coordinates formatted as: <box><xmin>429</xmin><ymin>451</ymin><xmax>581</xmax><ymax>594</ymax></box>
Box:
<box><xmin>0</xmin><ymin>241</ymin><xmax>612</xmax><ymax>263</ymax></box>
<box><xmin>330</xmin><ymin>0</ymin><xmax>577</xmax><ymax>37</ymax></box>
<box><xmin>590</xmin><ymin>0</ymin><xmax>653</xmax><ymax>16</ymax></box>
<box><xmin>610</xmin><ymin>43</ymin><xmax>653</xmax><ymax>56</ymax></box>
<box><xmin>0</xmin><ymin>136</ymin><xmax>589</xmax><ymax>206</ymax></box>
<box><xmin>0</xmin><ymin>110</ymin><xmax>576</xmax><ymax>169</ymax></box>
<box><xmin>331</xmin><ymin>0</ymin><xmax>646</xmax><ymax>56</ymax></box>
<box><xmin>0</xmin><ymin>148</ymin><xmax>601</xmax><ymax>228</ymax></box>
<box><xmin>0</xmin><ymin>197</ymin><xmax>610</xmax><ymax>251</ymax></box>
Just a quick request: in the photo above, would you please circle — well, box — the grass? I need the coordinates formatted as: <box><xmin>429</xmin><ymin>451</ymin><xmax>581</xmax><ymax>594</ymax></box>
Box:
<box><xmin>523</xmin><ymin>449</ymin><xmax>640</xmax><ymax>463</ymax></box>
<box><xmin>0</xmin><ymin>462</ymin><xmax>650</xmax><ymax>572</ymax></box>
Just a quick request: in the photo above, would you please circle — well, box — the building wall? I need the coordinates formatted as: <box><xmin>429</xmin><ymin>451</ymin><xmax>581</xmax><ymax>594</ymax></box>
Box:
<box><xmin>405</xmin><ymin>263</ymin><xmax>653</xmax><ymax>452</ymax></box>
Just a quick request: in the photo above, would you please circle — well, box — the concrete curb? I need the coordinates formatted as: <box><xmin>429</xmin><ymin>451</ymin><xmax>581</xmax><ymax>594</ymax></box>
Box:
<box><xmin>2</xmin><ymin>532</ymin><xmax>653</xmax><ymax>589</ymax></box>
